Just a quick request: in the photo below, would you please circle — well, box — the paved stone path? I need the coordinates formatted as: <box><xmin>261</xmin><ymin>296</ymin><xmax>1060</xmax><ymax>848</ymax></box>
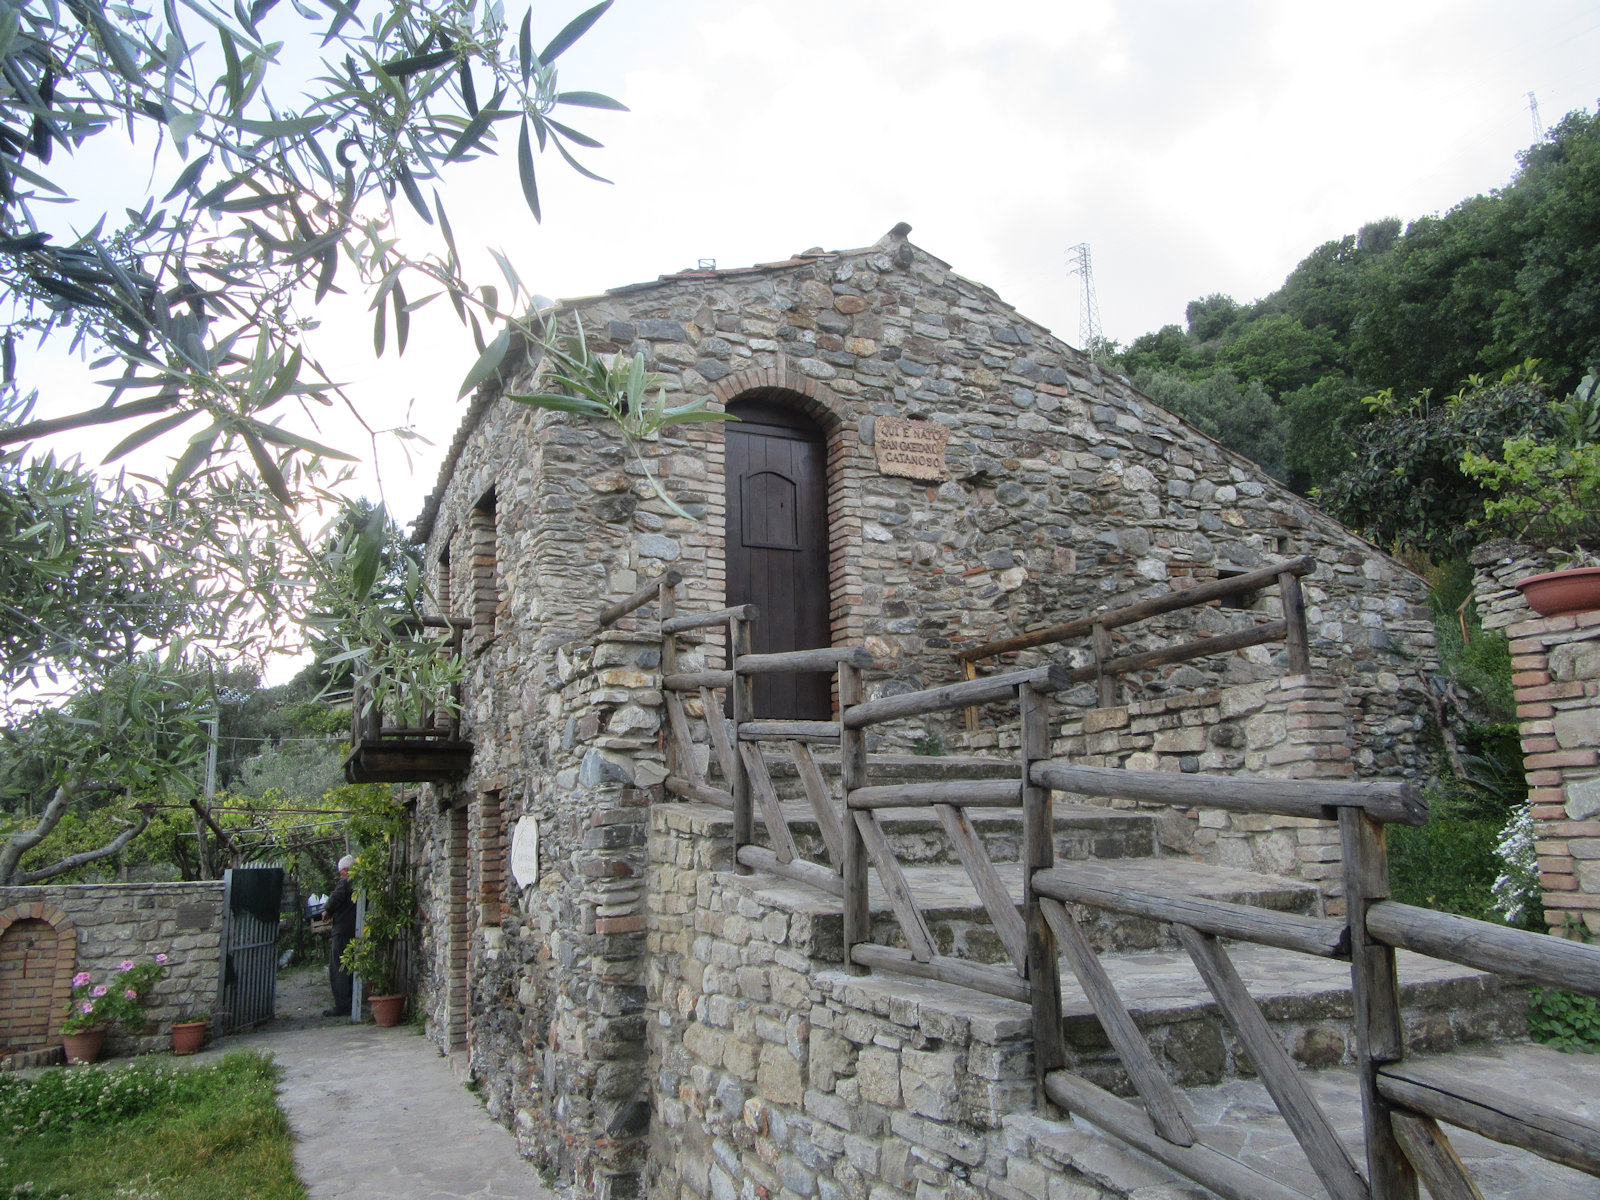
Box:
<box><xmin>201</xmin><ymin>967</ymin><xmax>559</xmax><ymax>1200</ymax></box>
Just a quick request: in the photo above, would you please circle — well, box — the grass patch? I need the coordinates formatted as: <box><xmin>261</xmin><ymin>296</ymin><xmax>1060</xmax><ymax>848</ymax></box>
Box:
<box><xmin>0</xmin><ymin>1051</ymin><xmax>304</xmax><ymax>1200</ymax></box>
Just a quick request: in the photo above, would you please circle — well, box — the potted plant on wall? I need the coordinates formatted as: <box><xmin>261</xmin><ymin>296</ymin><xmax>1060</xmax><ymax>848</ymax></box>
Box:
<box><xmin>337</xmin><ymin>787</ymin><xmax>415</xmax><ymax>1027</ymax></box>
<box><xmin>61</xmin><ymin>954</ymin><xmax>167</xmax><ymax>1063</ymax></box>
<box><xmin>1463</xmin><ymin>369</ymin><xmax>1600</xmax><ymax>616</ymax></box>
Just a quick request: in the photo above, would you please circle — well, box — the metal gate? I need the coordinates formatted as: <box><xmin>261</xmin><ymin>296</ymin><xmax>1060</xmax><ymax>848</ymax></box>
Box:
<box><xmin>216</xmin><ymin>867</ymin><xmax>283</xmax><ymax>1032</ymax></box>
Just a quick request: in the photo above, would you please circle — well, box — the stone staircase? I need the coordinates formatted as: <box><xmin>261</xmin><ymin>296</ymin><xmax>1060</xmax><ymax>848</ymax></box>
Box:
<box><xmin>726</xmin><ymin>749</ymin><xmax>1544</xmax><ymax>1196</ymax></box>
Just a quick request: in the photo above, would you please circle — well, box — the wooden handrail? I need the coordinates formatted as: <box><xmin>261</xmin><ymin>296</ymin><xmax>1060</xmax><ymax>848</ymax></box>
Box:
<box><xmin>955</xmin><ymin>556</ymin><xmax>1314</xmax><ymax>662</ymax></box>
<box><xmin>1029</xmin><ymin>762</ymin><xmax>1427</xmax><ymax>826</ymax></box>
<box><xmin>843</xmin><ymin>663</ymin><xmax>1072</xmax><ymax>728</ymax></box>
<box><xmin>1367</xmin><ymin>901</ymin><xmax>1600</xmax><ymax>997</ymax></box>
<box><xmin>597</xmin><ymin>569</ymin><xmax>683</xmax><ymax>627</ymax></box>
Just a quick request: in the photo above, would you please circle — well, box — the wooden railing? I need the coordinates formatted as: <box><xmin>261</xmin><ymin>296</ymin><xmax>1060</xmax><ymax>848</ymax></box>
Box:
<box><xmin>598</xmin><ymin>571</ymin><xmax>865</xmax><ymax>893</ymax></box>
<box><xmin>955</xmin><ymin>557</ymin><xmax>1314</xmax><ymax>715</ymax></box>
<box><xmin>608</xmin><ymin>569</ymin><xmax>1600</xmax><ymax>1198</ymax></box>
<box><xmin>832</xmin><ymin>657</ymin><xmax>1599</xmax><ymax>1199</ymax></box>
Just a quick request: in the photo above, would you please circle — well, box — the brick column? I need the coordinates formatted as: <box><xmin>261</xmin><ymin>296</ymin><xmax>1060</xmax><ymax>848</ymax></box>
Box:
<box><xmin>1504</xmin><ymin>611</ymin><xmax>1600</xmax><ymax>937</ymax></box>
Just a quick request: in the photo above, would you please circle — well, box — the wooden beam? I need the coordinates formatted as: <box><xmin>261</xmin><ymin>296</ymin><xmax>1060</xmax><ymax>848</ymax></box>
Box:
<box><xmin>848</xmin><ymin>779</ymin><xmax>1022</xmax><ymax>809</ymax></box>
<box><xmin>844</xmin><ymin>663</ymin><xmax>1073</xmax><ymax>729</ymax></box>
<box><xmin>849</xmin><ymin>944</ymin><xmax>1030</xmax><ymax>1003</ymax></box>
<box><xmin>702</xmin><ymin>688</ymin><xmax>738</xmax><ymax>782</ymax></box>
<box><xmin>1022</xmin><ymin>683</ymin><xmax>1066</xmax><ymax>1093</ymax></box>
<box><xmin>661</xmin><ymin>604</ymin><xmax>758</xmax><ymax>634</ymax></box>
<box><xmin>730</xmin><ymin>617</ymin><xmax>754</xmax><ymax>867</ymax></box>
<box><xmin>1280</xmin><ymin>571</ymin><xmax>1311</xmax><ymax>676</ymax></box>
<box><xmin>1043</xmin><ymin>1071</ymin><xmax>1318</xmax><ymax>1200</ymax></box>
<box><xmin>663</xmin><ymin>669</ymin><xmax>734</xmax><ymax>691</ymax></box>
<box><xmin>741</xmin><ymin>742</ymin><xmax>800</xmax><ymax>864</ymax></box>
<box><xmin>736</xmin><ymin>646</ymin><xmax>874</xmax><ymax>675</ymax></box>
<box><xmin>839</xmin><ymin>662</ymin><xmax>870</xmax><ymax>974</ymax></box>
<box><xmin>1032</xmin><ymin>867</ymin><xmax>1349</xmax><ymax>958</ymax></box>
<box><xmin>598</xmin><ymin>569</ymin><xmax>683</xmax><ymax>626</ymax></box>
<box><xmin>1030</xmin><ymin>762</ymin><xmax>1427</xmax><ymax>827</ymax></box>
<box><xmin>737</xmin><ymin>845</ymin><xmax>843</xmax><ymax>896</ymax></box>
<box><xmin>1377</xmin><ymin>1065</ymin><xmax>1600</xmax><ymax>1178</ymax></box>
<box><xmin>663</xmin><ymin>691</ymin><xmax>699</xmax><ymax>789</ymax></box>
<box><xmin>956</xmin><ymin>556</ymin><xmax>1315</xmax><ymax>661</ymax></box>
<box><xmin>1390</xmin><ymin>1113</ymin><xmax>1484</xmax><ymax>1200</ymax></box>
<box><xmin>1177</xmin><ymin>927</ymin><xmax>1368</xmax><ymax>1200</ymax></box>
<box><xmin>665</xmin><ymin>776</ymin><xmax>733</xmax><ymax>809</ymax></box>
<box><xmin>854</xmin><ymin>809</ymin><xmax>937</xmax><ymax>963</ymax></box>
<box><xmin>791</xmin><ymin>741</ymin><xmax>846</xmax><ymax>868</ymax></box>
<box><xmin>936</xmin><ymin>803</ymin><xmax>1028</xmax><ymax>973</ymax></box>
<box><xmin>1342</xmin><ymin>808</ymin><xmax>1417</xmax><ymax>1200</ymax></box>
<box><xmin>1367</xmin><ymin>901</ymin><xmax>1600</xmax><ymax>998</ymax></box>
<box><xmin>738</xmin><ymin>720</ymin><xmax>840</xmax><ymax>743</ymax></box>
<box><xmin>1041</xmin><ymin>897</ymin><xmax>1195</xmax><ymax>1147</ymax></box>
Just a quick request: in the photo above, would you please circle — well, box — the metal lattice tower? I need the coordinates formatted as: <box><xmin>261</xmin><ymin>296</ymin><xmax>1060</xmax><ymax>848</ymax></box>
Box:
<box><xmin>1066</xmin><ymin>242</ymin><xmax>1104</xmax><ymax>359</ymax></box>
<box><xmin>1528</xmin><ymin>91</ymin><xmax>1545</xmax><ymax>139</ymax></box>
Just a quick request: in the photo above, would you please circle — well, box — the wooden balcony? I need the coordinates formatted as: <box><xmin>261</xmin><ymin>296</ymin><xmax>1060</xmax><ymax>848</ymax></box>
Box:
<box><xmin>343</xmin><ymin>617</ymin><xmax>474</xmax><ymax>786</ymax></box>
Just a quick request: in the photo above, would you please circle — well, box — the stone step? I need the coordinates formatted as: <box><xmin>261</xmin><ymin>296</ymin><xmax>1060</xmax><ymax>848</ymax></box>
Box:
<box><xmin>1010</xmin><ymin>1043</ymin><xmax>1592</xmax><ymax>1199</ymax></box>
<box><xmin>741</xmin><ymin>856</ymin><xmax>1322</xmax><ymax>962</ymax></box>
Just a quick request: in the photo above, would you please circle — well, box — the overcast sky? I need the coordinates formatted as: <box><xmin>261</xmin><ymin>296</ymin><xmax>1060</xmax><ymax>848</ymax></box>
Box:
<box><xmin>21</xmin><ymin>0</ymin><xmax>1600</xmax><ymax>523</ymax></box>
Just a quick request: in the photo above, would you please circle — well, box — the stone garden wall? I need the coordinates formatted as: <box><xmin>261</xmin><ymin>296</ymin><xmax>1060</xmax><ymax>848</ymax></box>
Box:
<box><xmin>1474</xmin><ymin>543</ymin><xmax>1600</xmax><ymax>936</ymax></box>
<box><xmin>0</xmin><ymin>882</ymin><xmax>223</xmax><ymax>1061</ymax></box>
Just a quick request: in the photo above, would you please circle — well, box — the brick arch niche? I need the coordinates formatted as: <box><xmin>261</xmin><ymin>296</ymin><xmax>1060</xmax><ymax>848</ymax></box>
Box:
<box><xmin>708</xmin><ymin>365</ymin><xmax>861</xmax><ymax>649</ymax></box>
<box><xmin>0</xmin><ymin>904</ymin><xmax>77</xmax><ymax>1061</ymax></box>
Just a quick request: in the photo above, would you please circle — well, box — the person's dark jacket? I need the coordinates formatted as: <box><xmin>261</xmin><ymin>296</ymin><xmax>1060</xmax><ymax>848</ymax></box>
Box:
<box><xmin>326</xmin><ymin>877</ymin><xmax>357</xmax><ymax>938</ymax></box>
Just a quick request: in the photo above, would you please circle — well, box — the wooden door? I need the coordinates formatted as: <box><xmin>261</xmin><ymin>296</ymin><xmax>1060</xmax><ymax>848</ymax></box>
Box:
<box><xmin>725</xmin><ymin>399</ymin><xmax>831</xmax><ymax>718</ymax></box>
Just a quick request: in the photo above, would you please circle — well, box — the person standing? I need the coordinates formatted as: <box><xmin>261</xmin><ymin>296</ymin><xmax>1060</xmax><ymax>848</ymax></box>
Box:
<box><xmin>324</xmin><ymin>854</ymin><xmax>357</xmax><ymax>1017</ymax></box>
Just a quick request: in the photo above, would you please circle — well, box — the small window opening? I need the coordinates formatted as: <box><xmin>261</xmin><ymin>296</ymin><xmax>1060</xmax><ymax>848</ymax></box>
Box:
<box><xmin>469</xmin><ymin>490</ymin><xmax>500</xmax><ymax>642</ymax></box>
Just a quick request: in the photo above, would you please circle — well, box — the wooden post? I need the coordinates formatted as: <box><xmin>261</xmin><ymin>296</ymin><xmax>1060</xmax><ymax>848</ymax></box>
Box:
<box><xmin>1021</xmin><ymin>683</ymin><xmax>1066</xmax><ymax>1097</ymax></box>
<box><xmin>1092</xmin><ymin>623</ymin><xmax>1116</xmax><ymax>707</ymax></box>
<box><xmin>659</xmin><ymin>579</ymin><xmax>677</xmax><ymax>783</ymax></box>
<box><xmin>1280</xmin><ymin>571</ymin><xmax>1310</xmax><ymax>676</ymax></box>
<box><xmin>729</xmin><ymin>616</ymin><xmax>754</xmax><ymax>870</ymax></box>
<box><xmin>1342</xmin><ymin>807</ymin><xmax>1417</xmax><ymax>1200</ymax></box>
<box><xmin>839</xmin><ymin>661</ymin><xmax>870</xmax><ymax>974</ymax></box>
<box><xmin>963</xmin><ymin>658</ymin><xmax>980</xmax><ymax>733</ymax></box>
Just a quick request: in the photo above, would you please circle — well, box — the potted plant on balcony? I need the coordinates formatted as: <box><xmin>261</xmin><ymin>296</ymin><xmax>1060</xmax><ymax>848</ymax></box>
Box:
<box><xmin>1463</xmin><ymin>370</ymin><xmax>1600</xmax><ymax>616</ymax></box>
<box><xmin>337</xmin><ymin>788</ymin><xmax>415</xmax><ymax>1027</ymax></box>
<box><xmin>61</xmin><ymin>954</ymin><xmax>167</xmax><ymax>1063</ymax></box>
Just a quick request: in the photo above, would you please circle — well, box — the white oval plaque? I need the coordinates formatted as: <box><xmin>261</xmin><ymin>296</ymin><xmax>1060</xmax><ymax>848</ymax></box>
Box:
<box><xmin>510</xmin><ymin>817</ymin><xmax>540</xmax><ymax>889</ymax></box>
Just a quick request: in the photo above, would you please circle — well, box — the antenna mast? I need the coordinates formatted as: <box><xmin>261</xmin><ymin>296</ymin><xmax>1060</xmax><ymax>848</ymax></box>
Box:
<box><xmin>1528</xmin><ymin>90</ymin><xmax>1545</xmax><ymax>139</ymax></box>
<box><xmin>1066</xmin><ymin>242</ymin><xmax>1104</xmax><ymax>359</ymax></box>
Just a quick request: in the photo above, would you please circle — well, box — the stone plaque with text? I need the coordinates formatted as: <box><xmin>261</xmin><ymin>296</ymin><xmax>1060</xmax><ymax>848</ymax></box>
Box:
<box><xmin>874</xmin><ymin>417</ymin><xmax>950</xmax><ymax>481</ymax></box>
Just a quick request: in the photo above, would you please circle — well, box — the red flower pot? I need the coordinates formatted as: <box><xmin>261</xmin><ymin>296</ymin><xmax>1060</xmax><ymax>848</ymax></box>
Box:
<box><xmin>170</xmin><ymin>1021</ymin><xmax>207</xmax><ymax>1056</ymax></box>
<box><xmin>370</xmin><ymin>994</ymin><xmax>406</xmax><ymax>1027</ymax></box>
<box><xmin>62</xmin><ymin>1027</ymin><xmax>106</xmax><ymax>1064</ymax></box>
<box><xmin>1515</xmin><ymin>567</ymin><xmax>1600</xmax><ymax>617</ymax></box>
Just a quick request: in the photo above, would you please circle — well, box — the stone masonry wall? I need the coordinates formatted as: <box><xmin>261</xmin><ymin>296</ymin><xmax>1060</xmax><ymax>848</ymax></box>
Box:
<box><xmin>406</xmin><ymin>230</ymin><xmax>1441</xmax><ymax>1188</ymax></box>
<box><xmin>413</xmin><ymin>628</ymin><xmax>667</xmax><ymax>1198</ymax></box>
<box><xmin>647</xmin><ymin>802</ymin><xmax>1121</xmax><ymax>1200</ymax></box>
<box><xmin>1474</xmin><ymin>543</ymin><xmax>1600</xmax><ymax>936</ymax></box>
<box><xmin>0</xmin><ymin>882</ymin><xmax>223</xmax><ymax>1059</ymax></box>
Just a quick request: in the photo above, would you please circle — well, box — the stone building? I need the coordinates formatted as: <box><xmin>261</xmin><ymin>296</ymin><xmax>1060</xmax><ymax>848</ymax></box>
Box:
<box><xmin>390</xmin><ymin>227</ymin><xmax>1443</xmax><ymax>1198</ymax></box>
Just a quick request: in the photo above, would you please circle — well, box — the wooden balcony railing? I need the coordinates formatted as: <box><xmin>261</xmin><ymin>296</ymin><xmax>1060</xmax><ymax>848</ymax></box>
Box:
<box><xmin>343</xmin><ymin>616</ymin><xmax>472</xmax><ymax>785</ymax></box>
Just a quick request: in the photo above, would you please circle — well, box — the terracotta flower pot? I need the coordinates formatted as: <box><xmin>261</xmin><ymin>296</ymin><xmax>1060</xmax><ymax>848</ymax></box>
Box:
<box><xmin>62</xmin><ymin>1027</ymin><xmax>106</xmax><ymax>1064</ymax></box>
<box><xmin>170</xmin><ymin>1021</ymin><xmax>207</xmax><ymax>1056</ymax></box>
<box><xmin>1516</xmin><ymin>567</ymin><xmax>1600</xmax><ymax>617</ymax></box>
<box><xmin>370</xmin><ymin>993</ymin><xmax>406</xmax><ymax>1027</ymax></box>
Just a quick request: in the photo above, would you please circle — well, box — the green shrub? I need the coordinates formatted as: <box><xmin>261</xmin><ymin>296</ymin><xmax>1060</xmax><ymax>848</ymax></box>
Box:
<box><xmin>1527</xmin><ymin>987</ymin><xmax>1600</xmax><ymax>1052</ymax></box>
<box><xmin>1388</xmin><ymin>813</ymin><xmax>1502</xmax><ymax>921</ymax></box>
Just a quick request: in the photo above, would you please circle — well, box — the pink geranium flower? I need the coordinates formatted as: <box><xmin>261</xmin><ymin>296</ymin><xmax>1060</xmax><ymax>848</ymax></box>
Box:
<box><xmin>72</xmin><ymin>972</ymin><xmax>91</xmax><ymax>987</ymax></box>
<box><xmin>124</xmin><ymin>988</ymin><xmax>138</xmax><ymax>999</ymax></box>
<box><xmin>118</xmin><ymin>959</ymin><xmax>134</xmax><ymax>971</ymax></box>
<box><xmin>154</xmin><ymin>954</ymin><xmax>169</xmax><ymax>964</ymax></box>
<box><xmin>92</xmin><ymin>985</ymin><xmax>107</xmax><ymax>997</ymax></box>
<box><xmin>80</xmin><ymin>1001</ymin><xmax>93</xmax><ymax>1014</ymax></box>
